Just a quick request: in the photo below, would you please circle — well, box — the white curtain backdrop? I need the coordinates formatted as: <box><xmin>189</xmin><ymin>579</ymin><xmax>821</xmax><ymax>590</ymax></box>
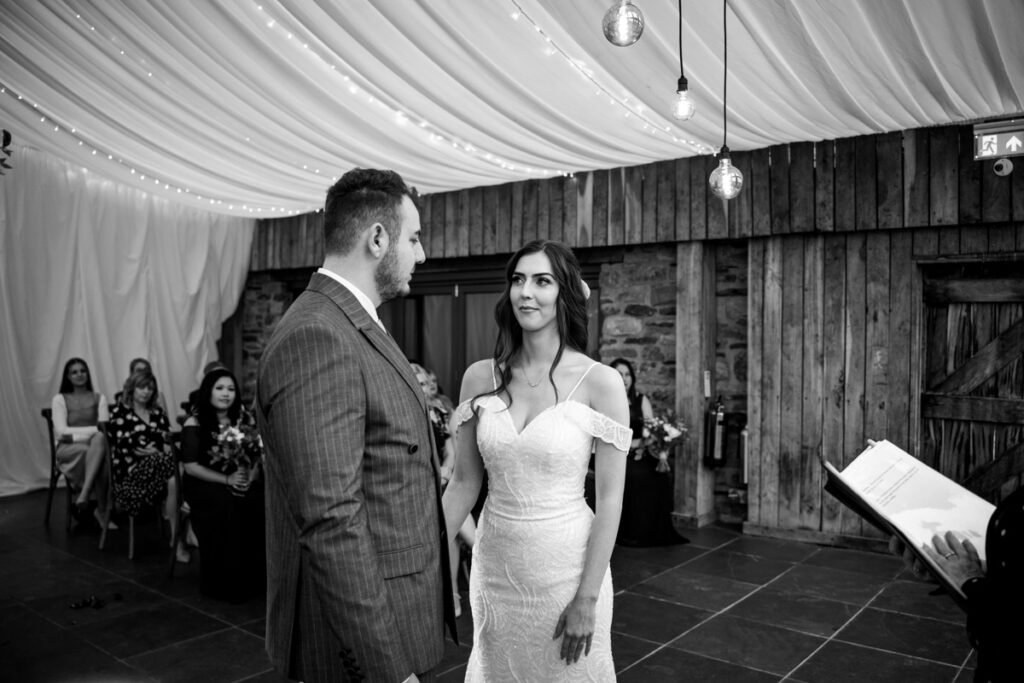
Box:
<box><xmin>0</xmin><ymin>146</ymin><xmax>255</xmax><ymax>496</ymax></box>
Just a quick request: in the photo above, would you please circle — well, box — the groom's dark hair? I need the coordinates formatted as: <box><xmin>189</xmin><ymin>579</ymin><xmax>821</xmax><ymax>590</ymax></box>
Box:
<box><xmin>323</xmin><ymin>168</ymin><xmax>414</xmax><ymax>256</ymax></box>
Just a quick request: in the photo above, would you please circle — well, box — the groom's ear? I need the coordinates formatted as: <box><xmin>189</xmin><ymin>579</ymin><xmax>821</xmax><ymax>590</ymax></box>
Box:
<box><xmin>366</xmin><ymin>223</ymin><xmax>389</xmax><ymax>260</ymax></box>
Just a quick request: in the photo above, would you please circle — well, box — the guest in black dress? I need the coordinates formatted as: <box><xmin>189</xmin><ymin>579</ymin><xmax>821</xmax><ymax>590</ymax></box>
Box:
<box><xmin>181</xmin><ymin>368</ymin><xmax>265</xmax><ymax>602</ymax></box>
<box><xmin>610</xmin><ymin>358</ymin><xmax>687</xmax><ymax>547</ymax></box>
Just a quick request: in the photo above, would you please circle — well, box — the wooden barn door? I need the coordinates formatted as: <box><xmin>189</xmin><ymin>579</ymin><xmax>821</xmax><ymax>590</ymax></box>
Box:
<box><xmin>920</xmin><ymin>262</ymin><xmax>1024</xmax><ymax>502</ymax></box>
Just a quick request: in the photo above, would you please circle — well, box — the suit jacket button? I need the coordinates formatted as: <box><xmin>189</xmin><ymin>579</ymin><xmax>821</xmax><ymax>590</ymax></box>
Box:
<box><xmin>408</xmin><ymin>444</ymin><xmax>419</xmax><ymax>454</ymax></box>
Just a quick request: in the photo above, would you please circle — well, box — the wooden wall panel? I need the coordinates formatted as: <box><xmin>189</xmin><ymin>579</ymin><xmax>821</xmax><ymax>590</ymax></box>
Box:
<box><xmin>549</xmin><ymin>176</ymin><xmax>565</xmax><ymax>245</ymax></box>
<box><xmin>834</xmin><ymin>138</ymin><xmax>856</xmax><ymax>232</ymax></box>
<box><xmin>877</xmin><ymin>132</ymin><xmax>903</xmax><ymax>229</ymax></box>
<box><xmin>930</xmin><ymin>127</ymin><xmax>959</xmax><ymax>225</ymax></box>
<box><xmin>864</xmin><ymin>232</ymin><xmax>891</xmax><ymax>443</ymax></box>
<box><xmin>888</xmin><ymin>231</ymin><xmax>913</xmax><ymax>449</ymax></box>
<box><xmin>482</xmin><ymin>185</ymin><xmax>498</xmax><ymax>255</ymax></box>
<box><xmin>468</xmin><ymin>188</ymin><xmax>483</xmax><ymax>256</ymax></box>
<box><xmin>674</xmin><ymin>158</ymin><xmax>692</xmax><ymax>242</ymax></box>
<box><xmin>770</xmin><ymin>144</ymin><xmax>791</xmax><ymax>234</ymax></box>
<box><xmin>981</xmin><ymin>158</ymin><xmax>1011</xmax><ymax>224</ymax></box>
<box><xmin>570</xmin><ymin>174</ymin><xmax>585</xmax><ymax>248</ymax></box>
<box><xmin>656</xmin><ymin>160</ymin><xmax>676</xmax><ymax>243</ymax></box>
<box><xmin>814</xmin><ymin>140</ymin><xmax>835</xmax><ymax>232</ymax></box>
<box><xmin>536</xmin><ymin>180</ymin><xmax>550</xmax><ymax>242</ymax></box>
<box><xmin>591</xmin><ymin>170</ymin><xmax>608</xmax><ymax>247</ymax></box>
<box><xmin>855</xmin><ymin>136</ymin><xmax>878</xmax><ymax>231</ymax></box>
<box><xmin>690</xmin><ymin>157</ymin><xmax>708</xmax><ymax>240</ymax></box>
<box><xmin>252</xmin><ymin>123</ymin><xmax>1022</xmax><ymax>270</ymax></box>
<box><xmin>732</xmin><ymin>150</ymin><xmax>753</xmax><ymax>238</ymax></box>
<box><xmin>746</xmin><ymin>240</ymin><xmax>765</xmax><ymax>526</ymax></box>
<box><xmin>820</xmin><ymin>234</ymin><xmax>847</xmax><ymax>534</ymax></box>
<box><xmin>841</xmin><ymin>233</ymin><xmax>867</xmax><ymax>537</ymax></box>
<box><xmin>510</xmin><ymin>183</ymin><xmax>524</xmax><ymax>252</ymax></box>
<box><xmin>608</xmin><ymin>169</ymin><xmax>625</xmax><ymax>245</ymax></box>
<box><xmin>757</xmin><ymin>238</ymin><xmax>784</xmax><ymax>529</ymax></box>
<box><xmin>641</xmin><ymin>163</ymin><xmax>658</xmax><ymax>243</ymax></box>
<box><xmin>959</xmin><ymin>126</ymin><xmax>982</xmax><ymax>224</ymax></box>
<box><xmin>496</xmin><ymin>183</ymin><xmax>512</xmax><ymax>255</ymax></box>
<box><xmin>904</xmin><ymin>129</ymin><xmax>930</xmax><ymax>228</ymax></box>
<box><xmin>429</xmin><ymin>194</ymin><xmax>445</xmax><ymax>260</ymax></box>
<box><xmin>750</xmin><ymin>148</ymin><xmax>771</xmax><ymax>237</ymax></box>
<box><xmin>790</xmin><ymin>142</ymin><xmax>814</xmax><ymax>234</ymax></box>
<box><xmin>523</xmin><ymin>180</ymin><xmax>539</xmax><ymax>244</ymax></box>
<box><xmin>624</xmin><ymin>166</ymin><xmax>643</xmax><ymax>244</ymax></box>
<box><xmin>800</xmin><ymin>236</ymin><xmax>824</xmax><ymax>530</ymax></box>
<box><xmin>778</xmin><ymin>237</ymin><xmax>804</xmax><ymax>529</ymax></box>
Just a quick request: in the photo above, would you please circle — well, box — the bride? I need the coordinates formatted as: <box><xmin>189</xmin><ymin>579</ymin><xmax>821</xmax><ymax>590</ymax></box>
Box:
<box><xmin>443</xmin><ymin>239</ymin><xmax>630</xmax><ymax>681</ymax></box>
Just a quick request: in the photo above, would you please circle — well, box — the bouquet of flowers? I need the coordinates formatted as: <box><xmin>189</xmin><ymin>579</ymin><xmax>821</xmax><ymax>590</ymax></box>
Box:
<box><xmin>209</xmin><ymin>421</ymin><xmax>263</xmax><ymax>473</ymax></box>
<box><xmin>642</xmin><ymin>413</ymin><xmax>687</xmax><ymax>473</ymax></box>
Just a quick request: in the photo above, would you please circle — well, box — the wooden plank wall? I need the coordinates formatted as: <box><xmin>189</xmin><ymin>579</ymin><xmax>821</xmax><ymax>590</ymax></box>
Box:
<box><xmin>250</xmin><ymin>124</ymin><xmax>1024</xmax><ymax>271</ymax></box>
<box><xmin>747</xmin><ymin>223</ymin><xmax>1024</xmax><ymax>540</ymax></box>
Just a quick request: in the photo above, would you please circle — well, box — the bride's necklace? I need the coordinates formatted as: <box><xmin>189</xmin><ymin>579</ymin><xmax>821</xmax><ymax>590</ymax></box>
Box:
<box><xmin>520</xmin><ymin>364</ymin><xmax>549</xmax><ymax>388</ymax></box>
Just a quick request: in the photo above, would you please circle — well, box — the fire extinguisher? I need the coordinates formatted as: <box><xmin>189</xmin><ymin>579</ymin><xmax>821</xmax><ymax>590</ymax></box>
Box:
<box><xmin>703</xmin><ymin>397</ymin><xmax>726</xmax><ymax>468</ymax></box>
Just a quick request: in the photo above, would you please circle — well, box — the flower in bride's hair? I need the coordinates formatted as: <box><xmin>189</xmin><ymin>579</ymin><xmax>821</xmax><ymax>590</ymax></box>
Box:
<box><xmin>580</xmin><ymin>279</ymin><xmax>591</xmax><ymax>300</ymax></box>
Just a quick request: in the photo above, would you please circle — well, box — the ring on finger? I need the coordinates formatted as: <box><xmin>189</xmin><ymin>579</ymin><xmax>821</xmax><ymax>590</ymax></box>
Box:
<box><xmin>943</xmin><ymin>551</ymin><xmax>956</xmax><ymax>559</ymax></box>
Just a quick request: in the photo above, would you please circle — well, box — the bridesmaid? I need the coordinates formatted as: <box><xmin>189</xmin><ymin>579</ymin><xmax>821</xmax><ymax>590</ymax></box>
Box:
<box><xmin>180</xmin><ymin>368</ymin><xmax>266</xmax><ymax>602</ymax></box>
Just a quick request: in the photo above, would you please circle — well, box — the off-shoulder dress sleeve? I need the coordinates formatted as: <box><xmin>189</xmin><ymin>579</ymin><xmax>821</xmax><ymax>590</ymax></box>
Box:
<box><xmin>449</xmin><ymin>399</ymin><xmax>477</xmax><ymax>436</ymax></box>
<box><xmin>566</xmin><ymin>402</ymin><xmax>632</xmax><ymax>452</ymax></box>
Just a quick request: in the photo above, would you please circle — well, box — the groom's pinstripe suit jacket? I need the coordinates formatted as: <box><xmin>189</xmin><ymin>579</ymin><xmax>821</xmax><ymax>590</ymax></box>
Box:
<box><xmin>256</xmin><ymin>272</ymin><xmax>455</xmax><ymax>682</ymax></box>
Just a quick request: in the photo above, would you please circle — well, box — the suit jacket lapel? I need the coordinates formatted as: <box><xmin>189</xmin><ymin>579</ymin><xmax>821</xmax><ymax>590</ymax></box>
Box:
<box><xmin>306</xmin><ymin>273</ymin><xmax>426</xmax><ymax>409</ymax></box>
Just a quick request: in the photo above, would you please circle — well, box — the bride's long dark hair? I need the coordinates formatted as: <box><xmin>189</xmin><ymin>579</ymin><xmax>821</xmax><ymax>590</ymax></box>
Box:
<box><xmin>481</xmin><ymin>239</ymin><xmax>588</xmax><ymax>406</ymax></box>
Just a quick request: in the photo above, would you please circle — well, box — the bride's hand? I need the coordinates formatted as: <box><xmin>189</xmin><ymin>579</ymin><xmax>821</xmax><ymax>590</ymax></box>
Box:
<box><xmin>552</xmin><ymin>595</ymin><xmax>596</xmax><ymax>663</ymax></box>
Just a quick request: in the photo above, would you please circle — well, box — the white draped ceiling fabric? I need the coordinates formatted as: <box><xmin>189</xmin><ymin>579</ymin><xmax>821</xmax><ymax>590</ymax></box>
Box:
<box><xmin>0</xmin><ymin>1</ymin><xmax>1023</xmax><ymax>494</ymax></box>
<box><xmin>1</xmin><ymin>0</ymin><xmax>1022</xmax><ymax>217</ymax></box>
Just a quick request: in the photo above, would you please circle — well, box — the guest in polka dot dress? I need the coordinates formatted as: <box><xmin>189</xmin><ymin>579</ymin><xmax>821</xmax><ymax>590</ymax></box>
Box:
<box><xmin>893</xmin><ymin>484</ymin><xmax>1023</xmax><ymax>682</ymax></box>
<box><xmin>109</xmin><ymin>370</ymin><xmax>187</xmax><ymax>560</ymax></box>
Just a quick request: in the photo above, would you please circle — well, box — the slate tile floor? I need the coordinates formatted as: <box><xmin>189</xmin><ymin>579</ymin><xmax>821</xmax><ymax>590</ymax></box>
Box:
<box><xmin>0</xmin><ymin>490</ymin><xmax>974</xmax><ymax>682</ymax></box>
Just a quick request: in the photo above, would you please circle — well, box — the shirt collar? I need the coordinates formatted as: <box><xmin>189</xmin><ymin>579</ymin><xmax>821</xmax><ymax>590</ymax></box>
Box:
<box><xmin>316</xmin><ymin>267</ymin><xmax>380</xmax><ymax>324</ymax></box>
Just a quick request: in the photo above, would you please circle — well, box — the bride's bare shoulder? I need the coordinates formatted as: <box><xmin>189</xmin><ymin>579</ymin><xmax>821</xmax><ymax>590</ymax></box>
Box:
<box><xmin>459</xmin><ymin>359</ymin><xmax>497</xmax><ymax>397</ymax></box>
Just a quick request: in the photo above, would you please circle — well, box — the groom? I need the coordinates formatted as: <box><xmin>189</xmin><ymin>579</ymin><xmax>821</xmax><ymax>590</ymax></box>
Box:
<box><xmin>256</xmin><ymin>168</ymin><xmax>456</xmax><ymax>682</ymax></box>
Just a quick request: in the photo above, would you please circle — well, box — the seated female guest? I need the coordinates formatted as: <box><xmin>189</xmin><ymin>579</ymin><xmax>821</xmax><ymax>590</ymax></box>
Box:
<box><xmin>108</xmin><ymin>370</ymin><xmax>188</xmax><ymax>561</ymax></box>
<box><xmin>611</xmin><ymin>357</ymin><xmax>687</xmax><ymax>547</ymax></box>
<box><xmin>181</xmin><ymin>368</ymin><xmax>266</xmax><ymax>603</ymax></box>
<box><xmin>51</xmin><ymin>357</ymin><xmax>112</xmax><ymax>527</ymax></box>
<box><xmin>114</xmin><ymin>358</ymin><xmax>168</xmax><ymax>413</ymax></box>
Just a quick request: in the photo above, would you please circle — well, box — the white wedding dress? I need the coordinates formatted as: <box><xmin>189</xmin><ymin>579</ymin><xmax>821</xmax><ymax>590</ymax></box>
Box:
<box><xmin>452</xmin><ymin>363</ymin><xmax>632</xmax><ymax>682</ymax></box>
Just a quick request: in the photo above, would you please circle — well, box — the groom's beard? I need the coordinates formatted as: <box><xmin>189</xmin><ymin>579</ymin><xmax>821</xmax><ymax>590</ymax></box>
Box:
<box><xmin>375</xmin><ymin>242</ymin><xmax>405</xmax><ymax>303</ymax></box>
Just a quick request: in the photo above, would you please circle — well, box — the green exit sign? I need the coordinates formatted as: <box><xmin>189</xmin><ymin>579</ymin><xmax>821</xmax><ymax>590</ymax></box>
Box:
<box><xmin>974</xmin><ymin>118</ymin><xmax>1024</xmax><ymax>159</ymax></box>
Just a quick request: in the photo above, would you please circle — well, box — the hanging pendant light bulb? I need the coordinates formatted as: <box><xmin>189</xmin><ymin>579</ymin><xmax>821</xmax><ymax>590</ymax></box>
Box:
<box><xmin>709</xmin><ymin>0</ymin><xmax>742</xmax><ymax>200</ymax></box>
<box><xmin>672</xmin><ymin>78</ymin><xmax>696</xmax><ymax>120</ymax></box>
<box><xmin>710</xmin><ymin>146</ymin><xmax>743</xmax><ymax>199</ymax></box>
<box><xmin>671</xmin><ymin>0</ymin><xmax>695</xmax><ymax>120</ymax></box>
<box><xmin>603</xmin><ymin>0</ymin><xmax>645</xmax><ymax>47</ymax></box>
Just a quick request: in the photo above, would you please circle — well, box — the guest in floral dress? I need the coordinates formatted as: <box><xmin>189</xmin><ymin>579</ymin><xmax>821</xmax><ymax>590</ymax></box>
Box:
<box><xmin>108</xmin><ymin>370</ymin><xmax>188</xmax><ymax>560</ymax></box>
<box><xmin>181</xmin><ymin>368</ymin><xmax>266</xmax><ymax>602</ymax></box>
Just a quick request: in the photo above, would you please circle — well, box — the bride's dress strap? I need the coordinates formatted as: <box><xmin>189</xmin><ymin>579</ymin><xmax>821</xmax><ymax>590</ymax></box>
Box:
<box><xmin>565</xmin><ymin>362</ymin><xmax>599</xmax><ymax>401</ymax></box>
<box><xmin>490</xmin><ymin>358</ymin><xmax>499</xmax><ymax>391</ymax></box>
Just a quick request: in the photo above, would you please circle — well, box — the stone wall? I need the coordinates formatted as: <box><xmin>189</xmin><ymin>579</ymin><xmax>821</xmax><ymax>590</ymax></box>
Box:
<box><xmin>598</xmin><ymin>245</ymin><xmax>678</xmax><ymax>412</ymax></box>
<box><xmin>596</xmin><ymin>243</ymin><xmax>747</xmax><ymax>415</ymax></box>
